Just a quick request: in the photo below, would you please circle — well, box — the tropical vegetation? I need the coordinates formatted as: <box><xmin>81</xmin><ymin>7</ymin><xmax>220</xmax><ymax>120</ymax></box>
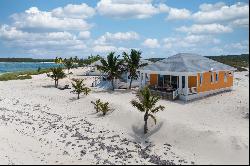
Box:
<box><xmin>91</xmin><ymin>99</ymin><xmax>111</xmax><ymax>116</ymax></box>
<box><xmin>71</xmin><ymin>79</ymin><xmax>91</xmax><ymax>99</ymax></box>
<box><xmin>47</xmin><ymin>67</ymin><xmax>66</xmax><ymax>88</ymax></box>
<box><xmin>131</xmin><ymin>86</ymin><xmax>165</xmax><ymax>134</ymax></box>
<box><xmin>123</xmin><ymin>49</ymin><xmax>148</xmax><ymax>89</ymax></box>
<box><xmin>97</xmin><ymin>52</ymin><xmax>124</xmax><ymax>90</ymax></box>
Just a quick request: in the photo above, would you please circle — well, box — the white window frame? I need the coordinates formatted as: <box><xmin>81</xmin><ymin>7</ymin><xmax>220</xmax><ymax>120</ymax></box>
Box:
<box><xmin>199</xmin><ymin>73</ymin><xmax>203</xmax><ymax>85</ymax></box>
<box><xmin>224</xmin><ymin>72</ymin><xmax>228</xmax><ymax>83</ymax></box>
<box><xmin>215</xmin><ymin>72</ymin><xmax>219</xmax><ymax>82</ymax></box>
<box><xmin>210</xmin><ymin>72</ymin><xmax>214</xmax><ymax>83</ymax></box>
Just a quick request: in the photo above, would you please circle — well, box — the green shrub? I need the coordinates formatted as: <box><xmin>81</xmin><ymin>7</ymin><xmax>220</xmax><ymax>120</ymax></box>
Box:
<box><xmin>91</xmin><ymin>99</ymin><xmax>111</xmax><ymax>116</ymax></box>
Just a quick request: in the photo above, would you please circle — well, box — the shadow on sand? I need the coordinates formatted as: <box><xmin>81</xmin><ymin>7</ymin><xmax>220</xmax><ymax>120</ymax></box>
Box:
<box><xmin>92</xmin><ymin>89</ymin><xmax>135</xmax><ymax>95</ymax></box>
<box><xmin>42</xmin><ymin>85</ymin><xmax>55</xmax><ymax>88</ymax></box>
<box><xmin>129</xmin><ymin>122</ymin><xmax>164</xmax><ymax>144</ymax></box>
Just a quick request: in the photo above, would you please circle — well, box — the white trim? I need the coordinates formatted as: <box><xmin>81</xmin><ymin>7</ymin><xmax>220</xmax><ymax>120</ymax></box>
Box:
<box><xmin>179</xmin><ymin>87</ymin><xmax>233</xmax><ymax>101</ymax></box>
<box><xmin>138</xmin><ymin>69</ymin><xmax>235</xmax><ymax>76</ymax></box>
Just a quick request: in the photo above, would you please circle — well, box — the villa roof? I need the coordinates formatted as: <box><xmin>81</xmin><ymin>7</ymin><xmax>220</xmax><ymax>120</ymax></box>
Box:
<box><xmin>141</xmin><ymin>53</ymin><xmax>237</xmax><ymax>73</ymax></box>
<box><xmin>91</xmin><ymin>60</ymin><xmax>102</xmax><ymax>66</ymax></box>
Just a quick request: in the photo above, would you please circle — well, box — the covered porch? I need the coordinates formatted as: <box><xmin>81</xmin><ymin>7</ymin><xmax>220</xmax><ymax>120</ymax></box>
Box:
<box><xmin>140</xmin><ymin>71</ymin><xmax>198</xmax><ymax>100</ymax></box>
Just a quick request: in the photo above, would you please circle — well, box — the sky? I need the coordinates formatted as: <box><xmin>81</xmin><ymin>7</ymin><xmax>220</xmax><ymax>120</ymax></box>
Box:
<box><xmin>0</xmin><ymin>0</ymin><xmax>249</xmax><ymax>59</ymax></box>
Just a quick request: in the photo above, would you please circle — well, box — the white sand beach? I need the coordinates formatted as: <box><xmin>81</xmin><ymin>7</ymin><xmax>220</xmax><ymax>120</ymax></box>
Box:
<box><xmin>0</xmin><ymin>67</ymin><xmax>249</xmax><ymax>165</ymax></box>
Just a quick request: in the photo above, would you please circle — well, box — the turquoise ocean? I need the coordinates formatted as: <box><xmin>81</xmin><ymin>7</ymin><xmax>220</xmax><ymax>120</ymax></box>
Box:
<box><xmin>0</xmin><ymin>62</ymin><xmax>60</xmax><ymax>74</ymax></box>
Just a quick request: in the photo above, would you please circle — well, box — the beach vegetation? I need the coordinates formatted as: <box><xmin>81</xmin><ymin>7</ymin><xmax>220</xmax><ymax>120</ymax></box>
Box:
<box><xmin>91</xmin><ymin>99</ymin><xmax>111</xmax><ymax>116</ymax></box>
<box><xmin>97</xmin><ymin>52</ymin><xmax>124</xmax><ymax>90</ymax></box>
<box><xmin>63</xmin><ymin>59</ymin><xmax>74</xmax><ymax>74</ymax></box>
<box><xmin>123</xmin><ymin>49</ymin><xmax>148</xmax><ymax>89</ymax></box>
<box><xmin>0</xmin><ymin>68</ymin><xmax>51</xmax><ymax>81</ymax></box>
<box><xmin>131</xmin><ymin>86</ymin><xmax>165</xmax><ymax>134</ymax></box>
<box><xmin>47</xmin><ymin>67</ymin><xmax>66</xmax><ymax>88</ymax></box>
<box><xmin>71</xmin><ymin>79</ymin><xmax>91</xmax><ymax>99</ymax></box>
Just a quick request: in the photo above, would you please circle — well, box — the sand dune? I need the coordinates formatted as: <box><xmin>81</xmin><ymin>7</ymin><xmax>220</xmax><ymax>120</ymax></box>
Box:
<box><xmin>0</xmin><ymin>67</ymin><xmax>249</xmax><ymax>165</ymax></box>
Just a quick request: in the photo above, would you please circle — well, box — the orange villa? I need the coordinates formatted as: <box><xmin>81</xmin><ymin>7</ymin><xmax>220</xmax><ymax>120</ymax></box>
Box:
<box><xmin>139</xmin><ymin>53</ymin><xmax>236</xmax><ymax>101</ymax></box>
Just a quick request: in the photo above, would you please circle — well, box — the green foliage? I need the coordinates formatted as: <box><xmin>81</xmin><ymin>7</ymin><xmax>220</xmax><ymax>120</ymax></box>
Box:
<box><xmin>131</xmin><ymin>86</ymin><xmax>165</xmax><ymax>134</ymax></box>
<box><xmin>97</xmin><ymin>52</ymin><xmax>124</xmax><ymax>90</ymax></box>
<box><xmin>0</xmin><ymin>58</ymin><xmax>54</xmax><ymax>62</ymax></box>
<box><xmin>47</xmin><ymin>67</ymin><xmax>66</xmax><ymax>88</ymax></box>
<box><xmin>91</xmin><ymin>99</ymin><xmax>111</xmax><ymax>116</ymax></box>
<box><xmin>146</xmin><ymin>58</ymin><xmax>165</xmax><ymax>63</ymax></box>
<box><xmin>71</xmin><ymin>79</ymin><xmax>91</xmax><ymax>99</ymax></box>
<box><xmin>0</xmin><ymin>68</ymin><xmax>51</xmax><ymax>81</ymax></box>
<box><xmin>91</xmin><ymin>99</ymin><xmax>102</xmax><ymax>113</ymax></box>
<box><xmin>37</xmin><ymin>67</ymin><xmax>41</xmax><ymax>72</ymax></box>
<box><xmin>63</xmin><ymin>59</ymin><xmax>74</xmax><ymax>74</ymax></box>
<box><xmin>206</xmin><ymin>54</ymin><xmax>249</xmax><ymax>71</ymax></box>
<box><xmin>123</xmin><ymin>49</ymin><xmax>148</xmax><ymax>89</ymax></box>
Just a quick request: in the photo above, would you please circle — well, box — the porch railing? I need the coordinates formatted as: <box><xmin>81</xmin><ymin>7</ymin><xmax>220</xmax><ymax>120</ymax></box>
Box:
<box><xmin>172</xmin><ymin>88</ymin><xmax>180</xmax><ymax>100</ymax></box>
<box><xmin>91</xmin><ymin>76</ymin><xmax>102</xmax><ymax>87</ymax></box>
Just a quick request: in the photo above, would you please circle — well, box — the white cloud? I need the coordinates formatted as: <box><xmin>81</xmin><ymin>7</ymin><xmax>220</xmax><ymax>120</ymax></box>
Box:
<box><xmin>78</xmin><ymin>31</ymin><xmax>91</xmax><ymax>39</ymax></box>
<box><xmin>167</xmin><ymin>8</ymin><xmax>191</xmax><ymax>20</ymax></box>
<box><xmin>92</xmin><ymin>45</ymin><xmax>116</xmax><ymax>52</ymax></box>
<box><xmin>193</xmin><ymin>2</ymin><xmax>249</xmax><ymax>24</ymax></box>
<box><xmin>96</xmin><ymin>0</ymin><xmax>166</xmax><ymax>19</ymax></box>
<box><xmin>104</xmin><ymin>31</ymin><xmax>139</xmax><ymax>41</ymax></box>
<box><xmin>11</xmin><ymin>7</ymin><xmax>92</xmax><ymax>31</ymax></box>
<box><xmin>142</xmin><ymin>38</ymin><xmax>160</xmax><ymax>48</ymax></box>
<box><xmin>225</xmin><ymin>40</ymin><xmax>249</xmax><ymax>50</ymax></box>
<box><xmin>51</xmin><ymin>3</ymin><xmax>95</xmax><ymax>19</ymax></box>
<box><xmin>198</xmin><ymin>2</ymin><xmax>226</xmax><ymax>12</ymax></box>
<box><xmin>176</xmin><ymin>23</ymin><xmax>233</xmax><ymax>34</ymax></box>
<box><xmin>0</xmin><ymin>25</ymin><xmax>88</xmax><ymax>54</ymax></box>
<box><xmin>230</xmin><ymin>18</ymin><xmax>249</xmax><ymax>28</ymax></box>
<box><xmin>163</xmin><ymin>35</ymin><xmax>221</xmax><ymax>49</ymax></box>
<box><xmin>94</xmin><ymin>31</ymin><xmax>139</xmax><ymax>45</ymax></box>
<box><xmin>92</xmin><ymin>44</ymin><xmax>131</xmax><ymax>53</ymax></box>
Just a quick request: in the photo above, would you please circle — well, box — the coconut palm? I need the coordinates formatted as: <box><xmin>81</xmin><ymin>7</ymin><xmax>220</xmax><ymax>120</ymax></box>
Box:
<box><xmin>123</xmin><ymin>49</ymin><xmax>148</xmax><ymax>89</ymax></box>
<box><xmin>71</xmin><ymin>79</ymin><xmax>91</xmax><ymax>99</ymax></box>
<box><xmin>97</xmin><ymin>52</ymin><xmax>124</xmax><ymax>90</ymax></box>
<box><xmin>131</xmin><ymin>86</ymin><xmax>165</xmax><ymax>134</ymax></box>
<box><xmin>47</xmin><ymin>67</ymin><xmax>66</xmax><ymax>88</ymax></box>
<box><xmin>63</xmin><ymin>59</ymin><xmax>74</xmax><ymax>74</ymax></box>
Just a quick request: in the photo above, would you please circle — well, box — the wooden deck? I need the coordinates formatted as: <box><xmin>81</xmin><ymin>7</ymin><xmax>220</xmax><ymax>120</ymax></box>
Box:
<box><xmin>149</xmin><ymin>88</ymin><xmax>178</xmax><ymax>100</ymax></box>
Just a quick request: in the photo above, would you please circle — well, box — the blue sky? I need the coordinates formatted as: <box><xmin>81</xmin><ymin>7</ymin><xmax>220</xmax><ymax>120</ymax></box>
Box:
<box><xmin>0</xmin><ymin>0</ymin><xmax>249</xmax><ymax>59</ymax></box>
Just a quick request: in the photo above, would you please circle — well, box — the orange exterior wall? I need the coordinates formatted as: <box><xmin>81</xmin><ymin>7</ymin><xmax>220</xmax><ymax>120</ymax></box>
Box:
<box><xmin>188</xmin><ymin>76</ymin><xmax>197</xmax><ymax>88</ymax></box>
<box><xmin>197</xmin><ymin>71</ymin><xmax>233</xmax><ymax>93</ymax></box>
<box><xmin>150</xmin><ymin>74</ymin><xmax>158</xmax><ymax>85</ymax></box>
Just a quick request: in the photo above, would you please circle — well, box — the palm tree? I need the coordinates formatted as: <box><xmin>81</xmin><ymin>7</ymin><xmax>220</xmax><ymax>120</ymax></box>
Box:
<box><xmin>73</xmin><ymin>56</ymin><xmax>79</xmax><ymax>63</ymax></box>
<box><xmin>47</xmin><ymin>67</ymin><xmax>66</xmax><ymax>88</ymax></box>
<box><xmin>63</xmin><ymin>59</ymin><xmax>74</xmax><ymax>74</ymax></box>
<box><xmin>123</xmin><ymin>49</ymin><xmax>148</xmax><ymax>89</ymax></box>
<box><xmin>131</xmin><ymin>86</ymin><xmax>165</xmax><ymax>134</ymax></box>
<box><xmin>71</xmin><ymin>79</ymin><xmax>91</xmax><ymax>99</ymax></box>
<box><xmin>97</xmin><ymin>52</ymin><xmax>124</xmax><ymax>90</ymax></box>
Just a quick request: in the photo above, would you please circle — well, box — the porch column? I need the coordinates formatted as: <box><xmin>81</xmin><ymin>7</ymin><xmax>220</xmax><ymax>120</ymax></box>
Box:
<box><xmin>184</xmin><ymin>75</ymin><xmax>189</xmax><ymax>96</ymax></box>
<box><xmin>142</xmin><ymin>72</ymin><xmax>146</xmax><ymax>87</ymax></box>
<box><xmin>140</xmin><ymin>72</ymin><xmax>143</xmax><ymax>87</ymax></box>
<box><xmin>178</xmin><ymin>75</ymin><xmax>182</xmax><ymax>90</ymax></box>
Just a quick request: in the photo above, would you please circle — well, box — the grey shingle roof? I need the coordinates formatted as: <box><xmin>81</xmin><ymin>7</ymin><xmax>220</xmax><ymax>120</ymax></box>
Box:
<box><xmin>141</xmin><ymin>53</ymin><xmax>236</xmax><ymax>73</ymax></box>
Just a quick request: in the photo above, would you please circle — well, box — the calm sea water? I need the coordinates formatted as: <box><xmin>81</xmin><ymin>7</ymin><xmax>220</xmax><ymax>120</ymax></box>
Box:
<box><xmin>0</xmin><ymin>62</ymin><xmax>60</xmax><ymax>74</ymax></box>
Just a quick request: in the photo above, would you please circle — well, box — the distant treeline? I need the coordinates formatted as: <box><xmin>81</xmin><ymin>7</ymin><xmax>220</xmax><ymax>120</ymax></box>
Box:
<box><xmin>0</xmin><ymin>58</ymin><xmax>54</xmax><ymax>62</ymax></box>
<box><xmin>206</xmin><ymin>54</ymin><xmax>249</xmax><ymax>71</ymax></box>
<box><xmin>146</xmin><ymin>54</ymin><xmax>249</xmax><ymax>71</ymax></box>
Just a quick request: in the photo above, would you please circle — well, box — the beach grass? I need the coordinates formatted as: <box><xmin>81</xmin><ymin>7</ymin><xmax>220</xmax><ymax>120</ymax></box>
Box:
<box><xmin>0</xmin><ymin>68</ymin><xmax>51</xmax><ymax>81</ymax></box>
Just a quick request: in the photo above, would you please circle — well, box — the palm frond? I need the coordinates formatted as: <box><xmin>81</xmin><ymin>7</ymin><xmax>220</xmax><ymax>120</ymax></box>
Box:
<box><xmin>148</xmin><ymin>113</ymin><xmax>157</xmax><ymax>125</ymax></box>
<box><xmin>131</xmin><ymin>100</ymin><xmax>145</xmax><ymax>112</ymax></box>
